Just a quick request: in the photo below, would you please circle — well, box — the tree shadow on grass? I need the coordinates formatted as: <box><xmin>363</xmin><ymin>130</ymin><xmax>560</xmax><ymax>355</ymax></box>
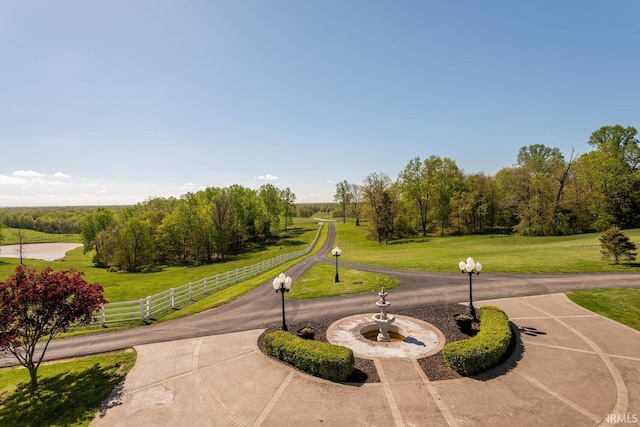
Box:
<box><xmin>0</xmin><ymin>364</ymin><xmax>127</xmax><ymax>427</ymax></box>
<box><xmin>387</xmin><ymin>237</ymin><xmax>430</xmax><ymax>245</ymax></box>
<box><xmin>279</xmin><ymin>239</ymin><xmax>305</xmax><ymax>247</ymax></box>
<box><xmin>621</xmin><ymin>262</ymin><xmax>640</xmax><ymax>268</ymax></box>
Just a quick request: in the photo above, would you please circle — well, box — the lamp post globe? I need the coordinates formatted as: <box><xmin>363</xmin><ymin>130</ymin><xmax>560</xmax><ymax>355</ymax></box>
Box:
<box><xmin>459</xmin><ymin>257</ymin><xmax>482</xmax><ymax>320</ymax></box>
<box><xmin>332</xmin><ymin>246</ymin><xmax>342</xmax><ymax>283</ymax></box>
<box><xmin>273</xmin><ymin>273</ymin><xmax>293</xmax><ymax>331</ymax></box>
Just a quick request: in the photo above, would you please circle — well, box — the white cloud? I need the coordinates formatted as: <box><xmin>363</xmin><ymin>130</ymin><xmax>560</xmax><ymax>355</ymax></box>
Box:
<box><xmin>13</xmin><ymin>170</ymin><xmax>45</xmax><ymax>177</ymax></box>
<box><xmin>181</xmin><ymin>182</ymin><xmax>205</xmax><ymax>190</ymax></box>
<box><xmin>255</xmin><ymin>174</ymin><xmax>279</xmax><ymax>181</ymax></box>
<box><xmin>0</xmin><ymin>175</ymin><xmax>26</xmax><ymax>185</ymax></box>
<box><xmin>325</xmin><ymin>179</ymin><xmax>335</xmax><ymax>183</ymax></box>
<box><xmin>54</xmin><ymin>172</ymin><xmax>70</xmax><ymax>178</ymax></box>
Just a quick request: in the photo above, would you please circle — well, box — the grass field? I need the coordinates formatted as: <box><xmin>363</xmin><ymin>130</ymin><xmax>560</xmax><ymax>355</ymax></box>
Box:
<box><xmin>567</xmin><ymin>288</ymin><xmax>640</xmax><ymax>331</ymax></box>
<box><xmin>288</xmin><ymin>263</ymin><xmax>400</xmax><ymax>299</ymax></box>
<box><xmin>332</xmin><ymin>221</ymin><xmax>640</xmax><ymax>273</ymax></box>
<box><xmin>1</xmin><ymin>227</ymin><xmax>80</xmax><ymax>244</ymax></box>
<box><xmin>0</xmin><ymin>219</ymin><xmax>325</xmax><ymax>302</ymax></box>
<box><xmin>0</xmin><ymin>351</ymin><xmax>136</xmax><ymax>427</ymax></box>
<box><xmin>1</xmin><ymin>219</ymin><xmax>638</xmax><ymax>426</ymax></box>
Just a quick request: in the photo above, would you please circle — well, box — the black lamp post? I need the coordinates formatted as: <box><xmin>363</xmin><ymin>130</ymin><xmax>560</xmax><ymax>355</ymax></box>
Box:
<box><xmin>458</xmin><ymin>257</ymin><xmax>482</xmax><ymax>320</ymax></box>
<box><xmin>332</xmin><ymin>246</ymin><xmax>342</xmax><ymax>283</ymax></box>
<box><xmin>272</xmin><ymin>272</ymin><xmax>293</xmax><ymax>331</ymax></box>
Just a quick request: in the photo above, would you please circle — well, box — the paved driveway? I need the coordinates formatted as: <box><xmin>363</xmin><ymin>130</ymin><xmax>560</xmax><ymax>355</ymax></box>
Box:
<box><xmin>90</xmin><ymin>293</ymin><xmax>640</xmax><ymax>427</ymax></box>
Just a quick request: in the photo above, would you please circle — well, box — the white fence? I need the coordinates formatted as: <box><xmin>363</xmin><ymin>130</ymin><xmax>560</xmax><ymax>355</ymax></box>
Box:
<box><xmin>94</xmin><ymin>223</ymin><xmax>324</xmax><ymax>325</ymax></box>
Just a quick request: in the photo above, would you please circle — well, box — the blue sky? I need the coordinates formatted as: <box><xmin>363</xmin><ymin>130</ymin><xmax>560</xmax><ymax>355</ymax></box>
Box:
<box><xmin>1</xmin><ymin>1</ymin><xmax>638</xmax><ymax>207</ymax></box>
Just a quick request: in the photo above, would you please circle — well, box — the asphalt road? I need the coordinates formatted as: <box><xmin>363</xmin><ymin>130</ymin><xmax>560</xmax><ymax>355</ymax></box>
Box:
<box><xmin>1</xmin><ymin>222</ymin><xmax>639</xmax><ymax>368</ymax></box>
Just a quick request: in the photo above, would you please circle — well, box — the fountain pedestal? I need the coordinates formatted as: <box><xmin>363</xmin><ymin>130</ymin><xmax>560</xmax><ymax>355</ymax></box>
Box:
<box><xmin>372</xmin><ymin>288</ymin><xmax>395</xmax><ymax>342</ymax></box>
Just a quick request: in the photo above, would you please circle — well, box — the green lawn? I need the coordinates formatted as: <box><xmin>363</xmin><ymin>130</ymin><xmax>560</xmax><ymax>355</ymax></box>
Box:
<box><xmin>288</xmin><ymin>263</ymin><xmax>400</xmax><ymax>299</ymax></box>
<box><xmin>567</xmin><ymin>288</ymin><xmax>640</xmax><ymax>331</ymax></box>
<box><xmin>0</xmin><ymin>351</ymin><xmax>136</xmax><ymax>427</ymax></box>
<box><xmin>0</xmin><ymin>219</ymin><xmax>324</xmax><ymax>302</ymax></box>
<box><xmin>1</xmin><ymin>227</ymin><xmax>80</xmax><ymax>244</ymax></box>
<box><xmin>332</xmin><ymin>221</ymin><xmax>640</xmax><ymax>273</ymax></box>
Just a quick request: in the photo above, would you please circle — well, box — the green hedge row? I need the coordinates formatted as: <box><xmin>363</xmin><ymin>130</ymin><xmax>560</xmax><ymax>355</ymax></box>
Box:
<box><xmin>442</xmin><ymin>306</ymin><xmax>513</xmax><ymax>376</ymax></box>
<box><xmin>264</xmin><ymin>330</ymin><xmax>355</xmax><ymax>382</ymax></box>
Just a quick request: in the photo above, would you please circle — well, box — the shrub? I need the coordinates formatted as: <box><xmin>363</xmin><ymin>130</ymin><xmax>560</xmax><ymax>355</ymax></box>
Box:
<box><xmin>264</xmin><ymin>330</ymin><xmax>355</xmax><ymax>382</ymax></box>
<box><xmin>442</xmin><ymin>305</ymin><xmax>512</xmax><ymax>376</ymax></box>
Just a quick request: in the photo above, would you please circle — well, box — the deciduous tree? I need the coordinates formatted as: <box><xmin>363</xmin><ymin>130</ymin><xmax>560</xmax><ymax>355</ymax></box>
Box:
<box><xmin>334</xmin><ymin>180</ymin><xmax>351</xmax><ymax>223</ymax></box>
<box><xmin>0</xmin><ymin>266</ymin><xmax>106</xmax><ymax>389</ymax></box>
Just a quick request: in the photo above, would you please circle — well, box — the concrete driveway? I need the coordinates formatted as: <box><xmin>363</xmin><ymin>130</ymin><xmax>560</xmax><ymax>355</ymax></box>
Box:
<box><xmin>90</xmin><ymin>293</ymin><xmax>640</xmax><ymax>427</ymax></box>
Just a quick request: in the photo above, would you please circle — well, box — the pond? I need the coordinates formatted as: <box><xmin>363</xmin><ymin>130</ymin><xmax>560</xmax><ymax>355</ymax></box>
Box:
<box><xmin>0</xmin><ymin>243</ymin><xmax>84</xmax><ymax>261</ymax></box>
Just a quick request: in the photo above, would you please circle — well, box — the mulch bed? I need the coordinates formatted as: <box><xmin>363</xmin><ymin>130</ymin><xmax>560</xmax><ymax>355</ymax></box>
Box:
<box><xmin>258</xmin><ymin>303</ymin><xmax>479</xmax><ymax>383</ymax></box>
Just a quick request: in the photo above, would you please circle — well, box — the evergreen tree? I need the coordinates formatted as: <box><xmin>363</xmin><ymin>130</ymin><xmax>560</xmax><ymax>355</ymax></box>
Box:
<box><xmin>599</xmin><ymin>226</ymin><xmax>637</xmax><ymax>264</ymax></box>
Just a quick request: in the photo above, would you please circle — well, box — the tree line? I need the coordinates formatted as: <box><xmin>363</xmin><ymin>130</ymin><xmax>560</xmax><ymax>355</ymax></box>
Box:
<box><xmin>335</xmin><ymin>125</ymin><xmax>640</xmax><ymax>242</ymax></box>
<box><xmin>0</xmin><ymin>207</ymin><xmax>91</xmax><ymax>234</ymax></box>
<box><xmin>81</xmin><ymin>184</ymin><xmax>296</xmax><ymax>272</ymax></box>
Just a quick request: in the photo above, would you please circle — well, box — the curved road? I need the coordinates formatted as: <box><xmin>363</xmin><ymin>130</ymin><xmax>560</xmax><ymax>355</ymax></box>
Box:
<box><xmin>2</xmin><ymin>222</ymin><xmax>639</xmax><ymax>367</ymax></box>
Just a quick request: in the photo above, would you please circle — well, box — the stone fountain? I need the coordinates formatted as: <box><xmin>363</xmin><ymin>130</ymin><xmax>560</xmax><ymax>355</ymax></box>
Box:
<box><xmin>372</xmin><ymin>288</ymin><xmax>396</xmax><ymax>342</ymax></box>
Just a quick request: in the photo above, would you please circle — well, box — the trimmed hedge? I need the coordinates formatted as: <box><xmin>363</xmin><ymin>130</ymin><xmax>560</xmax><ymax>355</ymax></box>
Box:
<box><xmin>264</xmin><ymin>330</ymin><xmax>355</xmax><ymax>382</ymax></box>
<box><xmin>442</xmin><ymin>306</ymin><xmax>512</xmax><ymax>376</ymax></box>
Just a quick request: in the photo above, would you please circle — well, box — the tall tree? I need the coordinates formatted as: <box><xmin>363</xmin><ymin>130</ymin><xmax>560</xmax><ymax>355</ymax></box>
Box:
<box><xmin>579</xmin><ymin>125</ymin><xmax>640</xmax><ymax>229</ymax></box>
<box><xmin>398</xmin><ymin>157</ymin><xmax>431</xmax><ymax>236</ymax></box>
<box><xmin>257</xmin><ymin>184</ymin><xmax>282</xmax><ymax>241</ymax></box>
<box><xmin>512</xmin><ymin>144</ymin><xmax>567</xmax><ymax>235</ymax></box>
<box><xmin>334</xmin><ymin>180</ymin><xmax>351</xmax><ymax>223</ymax></box>
<box><xmin>81</xmin><ymin>208</ymin><xmax>114</xmax><ymax>267</ymax></box>
<box><xmin>0</xmin><ymin>266</ymin><xmax>106</xmax><ymax>389</ymax></box>
<box><xmin>207</xmin><ymin>187</ymin><xmax>234</xmax><ymax>259</ymax></box>
<box><xmin>349</xmin><ymin>183</ymin><xmax>363</xmax><ymax>226</ymax></box>
<box><xmin>280</xmin><ymin>187</ymin><xmax>296</xmax><ymax>231</ymax></box>
<box><xmin>431</xmin><ymin>156</ymin><xmax>463</xmax><ymax>235</ymax></box>
<box><xmin>362</xmin><ymin>172</ymin><xmax>393</xmax><ymax>243</ymax></box>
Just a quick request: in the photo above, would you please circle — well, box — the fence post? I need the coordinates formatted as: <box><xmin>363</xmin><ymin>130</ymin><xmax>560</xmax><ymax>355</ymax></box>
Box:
<box><xmin>97</xmin><ymin>222</ymin><xmax>323</xmax><ymax>325</ymax></box>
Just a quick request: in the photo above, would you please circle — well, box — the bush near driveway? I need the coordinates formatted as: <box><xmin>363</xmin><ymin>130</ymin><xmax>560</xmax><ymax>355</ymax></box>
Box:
<box><xmin>264</xmin><ymin>330</ymin><xmax>354</xmax><ymax>382</ymax></box>
<box><xmin>442</xmin><ymin>306</ymin><xmax>512</xmax><ymax>376</ymax></box>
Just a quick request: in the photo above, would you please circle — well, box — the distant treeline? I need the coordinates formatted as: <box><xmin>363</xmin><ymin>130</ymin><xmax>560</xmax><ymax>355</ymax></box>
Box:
<box><xmin>0</xmin><ymin>206</ymin><xmax>99</xmax><ymax>234</ymax></box>
<box><xmin>333</xmin><ymin>125</ymin><xmax>640</xmax><ymax>243</ymax></box>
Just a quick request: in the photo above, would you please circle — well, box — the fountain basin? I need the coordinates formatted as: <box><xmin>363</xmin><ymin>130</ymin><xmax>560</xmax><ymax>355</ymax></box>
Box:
<box><xmin>326</xmin><ymin>314</ymin><xmax>445</xmax><ymax>359</ymax></box>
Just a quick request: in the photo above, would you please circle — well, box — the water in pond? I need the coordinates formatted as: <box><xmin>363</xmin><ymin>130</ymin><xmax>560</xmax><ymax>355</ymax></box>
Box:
<box><xmin>0</xmin><ymin>243</ymin><xmax>83</xmax><ymax>261</ymax></box>
<box><xmin>362</xmin><ymin>330</ymin><xmax>406</xmax><ymax>342</ymax></box>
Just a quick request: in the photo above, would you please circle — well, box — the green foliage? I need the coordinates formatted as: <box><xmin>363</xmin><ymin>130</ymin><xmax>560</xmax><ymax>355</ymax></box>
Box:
<box><xmin>0</xmin><ymin>207</ymin><xmax>94</xmax><ymax>235</ymax></box>
<box><xmin>0</xmin><ymin>266</ymin><xmax>106</xmax><ymax>389</ymax></box>
<box><xmin>79</xmin><ymin>184</ymin><xmax>298</xmax><ymax>272</ymax></box>
<box><xmin>599</xmin><ymin>226</ymin><xmax>637</xmax><ymax>264</ymax></box>
<box><xmin>264</xmin><ymin>330</ymin><xmax>354</xmax><ymax>382</ymax></box>
<box><xmin>0</xmin><ymin>218</ymin><xmax>323</xmax><ymax>304</ymax></box>
<box><xmin>0</xmin><ymin>351</ymin><xmax>136</xmax><ymax>427</ymax></box>
<box><xmin>567</xmin><ymin>288</ymin><xmax>640</xmax><ymax>331</ymax></box>
<box><xmin>442</xmin><ymin>306</ymin><xmax>512</xmax><ymax>376</ymax></box>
